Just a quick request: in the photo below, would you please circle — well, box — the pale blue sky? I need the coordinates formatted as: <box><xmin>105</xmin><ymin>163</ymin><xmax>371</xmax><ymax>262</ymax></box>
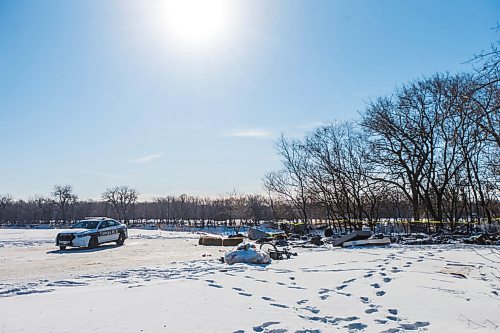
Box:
<box><xmin>0</xmin><ymin>0</ymin><xmax>498</xmax><ymax>200</ymax></box>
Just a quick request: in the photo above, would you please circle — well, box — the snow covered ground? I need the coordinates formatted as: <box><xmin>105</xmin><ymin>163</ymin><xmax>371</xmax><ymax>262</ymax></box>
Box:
<box><xmin>0</xmin><ymin>229</ymin><xmax>499</xmax><ymax>332</ymax></box>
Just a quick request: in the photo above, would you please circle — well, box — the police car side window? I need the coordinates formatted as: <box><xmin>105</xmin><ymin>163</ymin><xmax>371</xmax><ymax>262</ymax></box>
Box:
<box><xmin>98</xmin><ymin>221</ymin><xmax>108</xmax><ymax>229</ymax></box>
<box><xmin>109</xmin><ymin>221</ymin><xmax>117</xmax><ymax>227</ymax></box>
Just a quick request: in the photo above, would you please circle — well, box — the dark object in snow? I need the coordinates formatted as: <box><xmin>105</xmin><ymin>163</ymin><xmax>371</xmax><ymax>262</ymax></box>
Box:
<box><xmin>324</xmin><ymin>228</ymin><xmax>334</xmax><ymax>238</ymax></box>
<box><xmin>310</xmin><ymin>236</ymin><xmax>324</xmax><ymax>246</ymax></box>
<box><xmin>463</xmin><ymin>233</ymin><xmax>499</xmax><ymax>245</ymax></box>
<box><xmin>198</xmin><ymin>235</ymin><xmax>243</xmax><ymax>246</ymax></box>
<box><xmin>248</xmin><ymin>228</ymin><xmax>270</xmax><ymax>240</ymax></box>
<box><xmin>199</xmin><ymin>235</ymin><xmax>223</xmax><ymax>246</ymax></box>
<box><xmin>259</xmin><ymin>242</ymin><xmax>297</xmax><ymax>260</ymax></box>
<box><xmin>332</xmin><ymin>230</ymin><xmax>373</xmax><ymax>247</ymax></box>
<box><xmin>222</xmin><ymin>237</ymin><xmax>244</xmax><ymax>246</ymax></box>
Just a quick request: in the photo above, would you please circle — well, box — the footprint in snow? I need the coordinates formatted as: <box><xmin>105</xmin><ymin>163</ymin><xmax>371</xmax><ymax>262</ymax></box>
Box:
<box><xmin>270</xmin><ymin>303</ymin><xmax>289</xmax><ymax>309</ymax></box>
<box><xmin>319</xmin><ymin>289</ymin><xmax>331</xmax><ymax>300</ymax></box>
<box><xmin>288</xmin><ymin>286</ymin><xmax>307</xmax><ymax>290</ymax></box>
<box><xmin>262</xmin><ymin>296</ymin><xmax>275</xmax><ymax>302</ymax></box>
<box><xmin>383</xmin><ymin>277</ymin><xmax>392</xmax><ymax>283</ymax></box>
<box><xmin>344</xmin><ymin>322</ymin><xmax>367</xmax><ymax>331</ymax></box>
<box><xmin>399</xmin><ymin>321</ymin><xmax>430</xmax><ymax>330</ymax></box>
<box><xmin>376</xmin><ymin>291</ymin><xmax>386</xmax><ymax>296</ymax></box>
<box><xmin>47</xmin><ymin>280</ymin><xmax>88</xmax><ymax>287</ymax></box>
<box><xmin>331</xmin><ymin>316</ymin><xmax>359</xmax><ymax>324</ymax></box>
<box><xmin>295</xmin><ymin>330</ymin><xmax>321</xmax><ymax>333</ymax></box>
<box><xmin>386</xmin><ymin>316</ymin><xmax>399</xmax><ymax>321</ymax></box>
<box><xmin>302</xmin><ymin>306</ymin><xmax>320</xmax><ymax>314</ymax></box>
<box><xmin>337</xmin><ymin>284</ymin><xmax>348</xmax><ymax>290</ymax></box>
<box><xmin>365</xmin><ymin>308</ymin><xmax>378</xmax><ymax>314</ymax></box>
<box><xmin>375</xmin><ymin>319</ymin><xmax>388</xmax><ymax>324</ymax></box>
<box><xmin>388</xmin><ymin>309</ymin><xmax>398</xmax><ymax>315</ymax></box>
<box><xmin>360</xmin><ymin>296</ymin><xmax>370</xmax><ymax>304</ymax></box>
<box><xmin>380</xmin><ymin>329</ymin><xmax>401</xmax><ymax>333</ymax></box>
<box><xmin>127</xmin><ymin>284</ymin><xmax>144</xmax><ymax>289</ymax></box>
<box><xmin>253</xmin><ymin>321</ymin><xmax>280</xmax><ymax>332</ymax></box>
<box><xmin>379</xmin><ymin>272</ymin><xmax>387</xmax><ymax>277</ymax></box>
<box><xmin>364</xmin><ymin>272</ymin><xmax>374</xmax><ymax>278</ymax></box>
<box><xmin>296</xmin><ymin>299</ymin><xmax>308</xmax><ymax>305</ymax></box>
<box><xmin>336</xmin><ymin>291</ymin><xmax>352</xmax><ymax>297</ymax></box>
<box><xmin>239</xmin><ymin>292</ymin><xmax>252</xmax><ymax>297</ymax></box>
<box><xmin>208</xmin><ymin>283</ymin><xmax>223</xmax><ymax>288</ymax></box>
<box><xmin>343</xmin><ymin>278</ymin><xmax>356</xmax><ymax>284</ymax></box>
<box><xmin>233</xmin><ymin>287</ymin><xmax>244</xmax><ymax>292</ymax></box>
<box><xmin>371</xmin><ymin>283</ymin><xmax>381</xmax><ymax>289</ymax></box>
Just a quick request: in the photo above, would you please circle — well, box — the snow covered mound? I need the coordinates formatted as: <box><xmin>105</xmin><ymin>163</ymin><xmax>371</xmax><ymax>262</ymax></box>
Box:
<box><xmin>224</xmin><ymin>242</ymin><xmax>271</xmax><ymax>265</ymax></box>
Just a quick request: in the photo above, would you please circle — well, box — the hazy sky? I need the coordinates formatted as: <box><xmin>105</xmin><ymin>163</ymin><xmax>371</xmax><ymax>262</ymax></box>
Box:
<box><xmin>0</xmin><ymin>0</ymin><xmax>498</xmax><ymax>200</ymax></box>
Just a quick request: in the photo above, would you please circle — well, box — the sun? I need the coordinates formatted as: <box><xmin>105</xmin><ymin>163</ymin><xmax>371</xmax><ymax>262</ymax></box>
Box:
<box><xmin>163</xmin><ymin>0</ymin><xmax>233</xmax><ymax>48</ymax></box>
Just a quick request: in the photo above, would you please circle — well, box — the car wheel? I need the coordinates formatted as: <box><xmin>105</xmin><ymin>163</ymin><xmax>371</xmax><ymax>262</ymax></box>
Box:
<box><xmin>116</xmin><ymin>232</ymin><xmax>125</xmax><ymax>246</ymax></box>
<box><xmin>88</xmin><ymin>236</ymin><xmax>99</xmax><ymax>249</ymax></box>
<box><xmin>59</xmin><ymin>245</ymin><xmax>66</xmax><ymax>250</ymax></box>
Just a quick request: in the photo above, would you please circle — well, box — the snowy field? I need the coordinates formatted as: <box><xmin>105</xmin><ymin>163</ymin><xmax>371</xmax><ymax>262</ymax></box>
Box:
<box><xmin>1</xmin><ymin>229</ymin><xmax>499</xmax><ymax>332</ymax></box>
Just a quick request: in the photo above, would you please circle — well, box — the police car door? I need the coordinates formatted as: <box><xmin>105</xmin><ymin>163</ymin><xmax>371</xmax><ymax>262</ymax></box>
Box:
<box><xmin>97</xmin><ymin>220</ymin><xmax>111</xmax><ymax>243</ymax></box>
<box><xmin>107</xmin><ymin>220</ymin><xmax>120</xmax><ymax>241</ymax></box>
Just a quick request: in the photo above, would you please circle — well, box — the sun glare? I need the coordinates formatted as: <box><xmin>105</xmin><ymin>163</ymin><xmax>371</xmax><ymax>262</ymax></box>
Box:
<box><xmin>163</xmin><ymin>0</ymin><xmax>233</xmax><ymax>48</ymax></box>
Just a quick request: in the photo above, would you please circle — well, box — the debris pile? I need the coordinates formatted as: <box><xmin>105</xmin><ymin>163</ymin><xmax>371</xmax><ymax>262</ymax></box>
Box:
<box><xmin>392</xmin><ymin>232</ymin><xmax>500</xmax><ymax>246</ymax></box>
<box><xmin>463</xmin><ymin>233</ymin><xmax>500</xmax><ymax>245</ymax></box>
<box><xmin>224</xmin><ymin>242</ymin><xmax>271</xmax><ymax>265</ymax></box>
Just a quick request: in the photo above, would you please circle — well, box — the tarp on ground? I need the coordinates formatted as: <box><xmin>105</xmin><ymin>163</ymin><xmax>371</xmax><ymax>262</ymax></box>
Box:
<box><xmin>224</xmin><ymin>242</ymin><xmax>271</xmax><ymax>265</ymax></box>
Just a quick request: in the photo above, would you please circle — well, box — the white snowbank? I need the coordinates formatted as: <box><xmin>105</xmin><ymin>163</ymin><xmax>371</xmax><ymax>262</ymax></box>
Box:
<box><xmin>0</xmin><ymin>229</ymin><xmax>499</xmax><ymax>332</ymax></box>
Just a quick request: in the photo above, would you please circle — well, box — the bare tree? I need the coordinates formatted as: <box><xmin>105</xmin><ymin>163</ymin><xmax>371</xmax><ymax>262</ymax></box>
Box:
<box><xmin>101</xmin><ymin>186</ymin><xmax>138</xmax><ymax>224</ymax></box>
<box><xmin>264</xmin><ymin>135</ymin><xmax>311</xmax><ymax>224</ymax></box>
<box><xmin>52</xmin><ymin>185</ymin><xmax>77</xmax><ymax>224</ymax></box>
<box><xmin>362</xmin><ymin>92</ymin><xmax>430</xmax><ymax>222</ymax></box>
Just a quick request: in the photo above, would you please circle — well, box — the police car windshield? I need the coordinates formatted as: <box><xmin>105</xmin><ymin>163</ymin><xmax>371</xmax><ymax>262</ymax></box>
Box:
<box><xmin>72</xmin><ymin>220</ymin><xmax>99</xmax><ymax>229</ymax></box>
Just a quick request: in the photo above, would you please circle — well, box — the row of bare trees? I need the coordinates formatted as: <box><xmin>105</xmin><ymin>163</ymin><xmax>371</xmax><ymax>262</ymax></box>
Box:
<box><xmin>0</xmin><ymin>185</ymin><xmax>139</xmax><ymax>226</ymax></box>
<box><xmin>265</xmin><ymin>58</ymin><xmax>499</xmax><ymax>231</ymax></box>
<box><xmin>0</xmin><ymin>188</ymin><xmax>281</xmax><ymax>226</ymax></box>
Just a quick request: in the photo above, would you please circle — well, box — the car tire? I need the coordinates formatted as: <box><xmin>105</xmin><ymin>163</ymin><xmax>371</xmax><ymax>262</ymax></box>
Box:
<box><xmin>88</xmin><ymin>236</ymin><xmax>99</xmax><ymax>249</ymax></box>
<box><xmin>116</xmin><ymin>232</ymin><xmax>125</xmax><ymax>246</ymax></box>
<box><xmin>59</xmin><ymin>245</ymin><xmax>66</xmax><ymax>250</ymax></box>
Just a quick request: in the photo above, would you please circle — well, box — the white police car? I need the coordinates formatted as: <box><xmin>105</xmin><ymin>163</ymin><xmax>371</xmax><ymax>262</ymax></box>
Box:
<box><xmin>56</xmin><ymin>218</ymin><xmax>128</xmax><ymax>250</ymax></box>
